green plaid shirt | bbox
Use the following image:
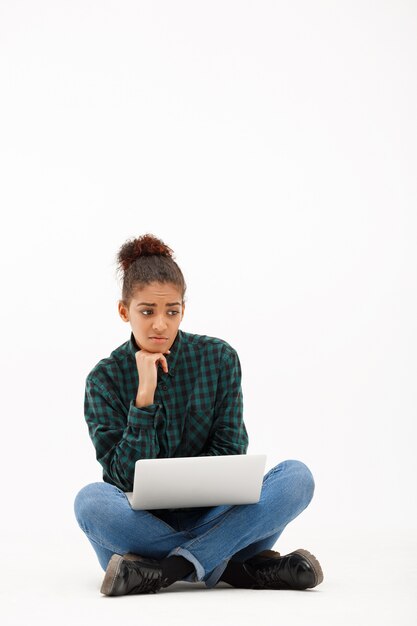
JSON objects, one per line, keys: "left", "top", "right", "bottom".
{"left": 84, "top": 329, "right": 249, "bottom": 492}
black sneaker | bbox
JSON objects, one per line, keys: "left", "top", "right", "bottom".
{"left": 100, "top": 553, "right": 169, "bottom": 596}
{"left": 244, "top": 548, "right": 324, "bottom": 590}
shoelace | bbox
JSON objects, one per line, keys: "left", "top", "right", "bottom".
{"left": 255, "top": 555, "right": 314, "bottom": 590}
{"left": 254, "top": 563, "right": 292, "bottom": 589}
{"left": 253, "top": 556, "right": 301, "bottom": 590}
{"left": 128, "top": 567, "right": 164, "bottom": 594}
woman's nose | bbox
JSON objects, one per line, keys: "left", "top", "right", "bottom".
{"left": 153, "top": 317, "right": 167, "bottom": 331}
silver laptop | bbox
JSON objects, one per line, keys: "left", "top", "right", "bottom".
{"left": 124, "top": 454, "right": 267, "bottom": 510}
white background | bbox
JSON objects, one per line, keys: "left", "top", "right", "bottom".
{"left": 1, "top": 1, "right": 416, "bottom": 624}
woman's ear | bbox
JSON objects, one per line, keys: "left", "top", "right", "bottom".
{"left": 118, "top": 300, "right": 130, "bottom": 323}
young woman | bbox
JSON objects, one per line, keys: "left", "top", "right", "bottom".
{"left": 74, "top": 233, "right": 323, "bottom": 596}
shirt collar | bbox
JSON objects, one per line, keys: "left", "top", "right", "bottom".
{"left": 128, "top": 329, "right": 183, "bottom": 377}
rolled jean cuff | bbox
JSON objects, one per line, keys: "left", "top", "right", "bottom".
{"left": 203, "top": 558, "right": 230, "bottom": 588}
{"left": 166, "top": 546, "right": 205, "bottom": 583}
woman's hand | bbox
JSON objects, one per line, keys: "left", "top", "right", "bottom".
{"left": 135, "top": 347, "right": 171, "bottom": 405}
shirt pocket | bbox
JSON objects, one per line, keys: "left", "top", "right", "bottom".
{"left": 185, "top": 402, "right": 214, "bottom": 449}
{"left": 187, "top": 401, "right": 213, "bottom": 421}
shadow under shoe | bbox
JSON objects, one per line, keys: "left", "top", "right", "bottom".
{"left": 243, "top": 548, "right": 324, "bottom": 590}
{"left": 100, "top": 553, "right": 169, "bottom": 596}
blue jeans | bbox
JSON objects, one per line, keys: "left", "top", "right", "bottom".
{"left": 73, "top": 459, "right": 315, "bottom": 589}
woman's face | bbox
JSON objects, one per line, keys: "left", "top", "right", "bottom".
{"left": 118, "top": 281, "right": 185, "bottom": 353}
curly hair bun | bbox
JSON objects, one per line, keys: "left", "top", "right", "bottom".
{"left": 116, "top": 233, "right": 174, "bottom": 274}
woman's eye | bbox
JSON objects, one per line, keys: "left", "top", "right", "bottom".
{"left": 141, "top": 310, "right": 179, "bottom": 316}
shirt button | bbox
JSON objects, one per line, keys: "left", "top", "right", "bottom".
{"left": 162, "top": 385, "right": 168, "bottom": 390}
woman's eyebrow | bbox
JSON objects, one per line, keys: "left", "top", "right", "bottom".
{"left": 136, "top": 302, "right": 181, "bottom": 306}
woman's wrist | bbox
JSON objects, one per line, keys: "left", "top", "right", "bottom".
{"left": 135, "top": 389, "right": 155, "bottom": 408}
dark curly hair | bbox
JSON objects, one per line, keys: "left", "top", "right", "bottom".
{"left": 115, "top": 233, "right": 187, "bottom": 308}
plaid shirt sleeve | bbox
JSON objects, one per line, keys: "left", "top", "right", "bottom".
{"left": 200, "top": 348, "right": 249, "bottom": 456}
{"left": 84, "top": 376, "right": 160, "bottom": 491}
